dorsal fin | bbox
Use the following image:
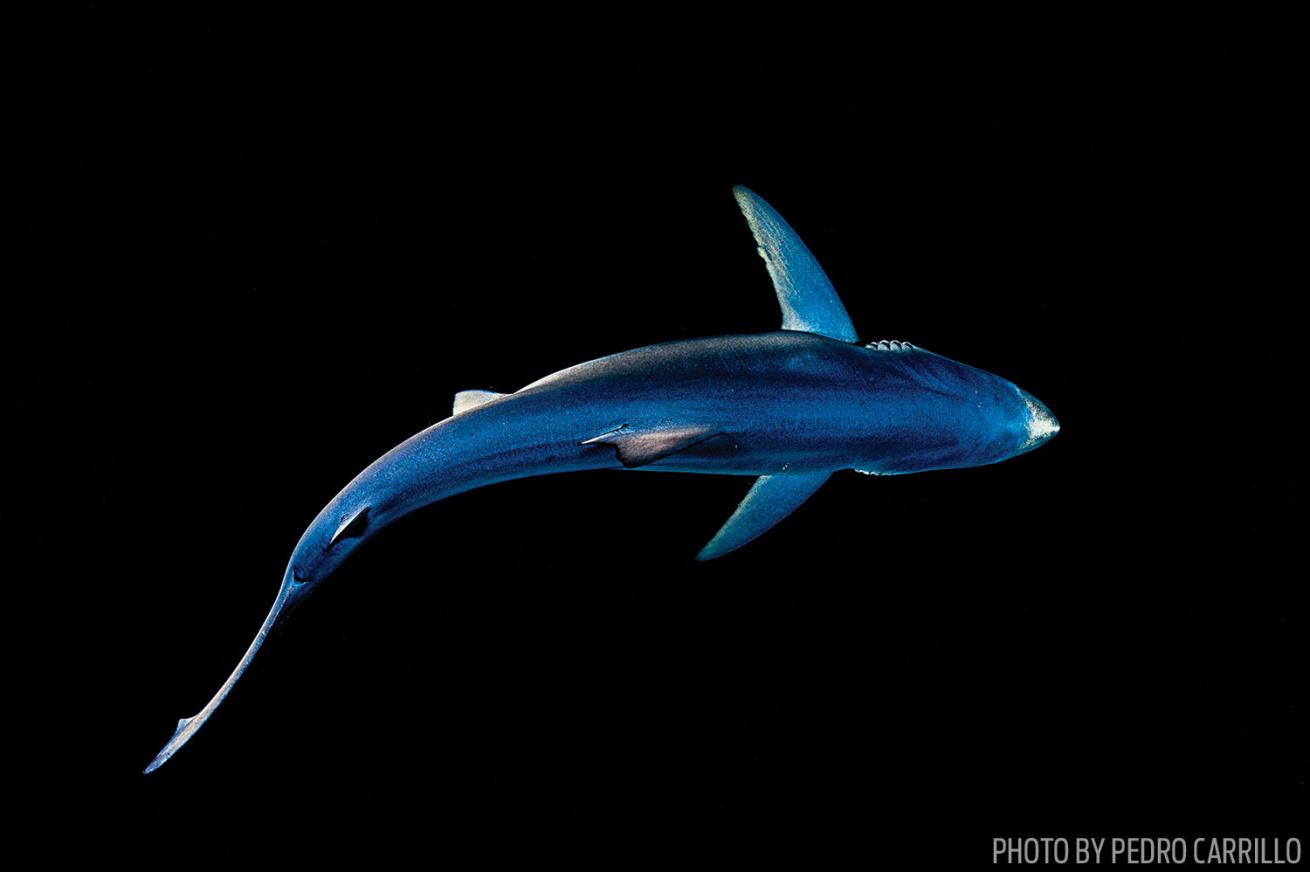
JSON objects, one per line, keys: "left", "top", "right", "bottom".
{"left": 733, "top": 186, "right": 859, "bottom": 343}
{"left": 453, "top": 390, "right": 508, "bottom": 415}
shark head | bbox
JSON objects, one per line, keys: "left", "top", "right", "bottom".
{"left": 852, "top": 343, "right": 1060, "bottom": 474}
{"left": 1013, "top": 387, "right": 1060, "bottom": 455}
{"left": 974, "top": 374, "right": 1060, "bottom": 466}
{"left": 969, "top": 374, "right": 1059, "bottom": 465}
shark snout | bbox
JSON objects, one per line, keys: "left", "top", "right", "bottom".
{"left": 1016, "top": 388, "right": 1059, "bottom": 453}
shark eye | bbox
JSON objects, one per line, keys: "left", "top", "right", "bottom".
{"left": 329, "top": 507, "right": 370, "bottom": 549}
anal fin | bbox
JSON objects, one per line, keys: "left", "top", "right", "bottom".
{"left": 697, "top": 472, "right": 830, "bottom": 561}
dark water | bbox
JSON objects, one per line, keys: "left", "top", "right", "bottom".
{"left": 16, "top": 10, "right": 1304, "bottom": 865}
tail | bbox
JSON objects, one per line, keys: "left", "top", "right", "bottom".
{"left": 143, "top": 569, "right": 298, "bottom": 774}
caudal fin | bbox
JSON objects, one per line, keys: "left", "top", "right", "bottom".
{"left": 143, "top": 570, "right": 297, "bottom": 774}
{"left": 143, "top": 716, "right": 198, "bottom": 774}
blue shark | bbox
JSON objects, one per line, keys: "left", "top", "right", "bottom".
{"left": 144, "top": 185, "right": 1058, "bottom": 773}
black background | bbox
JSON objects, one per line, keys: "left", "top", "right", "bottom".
{"left": 19, "top": 8, "right": 1305, "bottom": 866}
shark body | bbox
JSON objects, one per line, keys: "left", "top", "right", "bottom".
{"left": 144, "top": 186, "right": 1058, "bottom": 773}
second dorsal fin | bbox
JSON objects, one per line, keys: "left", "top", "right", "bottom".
{"left": 453, "top": 390, "right": 509, "bottom": 415}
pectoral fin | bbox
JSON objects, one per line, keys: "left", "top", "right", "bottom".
{"left": 733, "top": 186, "right": 859, "bottom": 343}
{"left": 581, "top": 423, "right": 721, "bottom": 468}
{"left": 697, "top": 472, "right": 830, "bottom": 561}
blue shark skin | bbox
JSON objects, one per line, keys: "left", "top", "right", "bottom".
{"left": 144, "top": 186, "right": 1058, "bottom": 773}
